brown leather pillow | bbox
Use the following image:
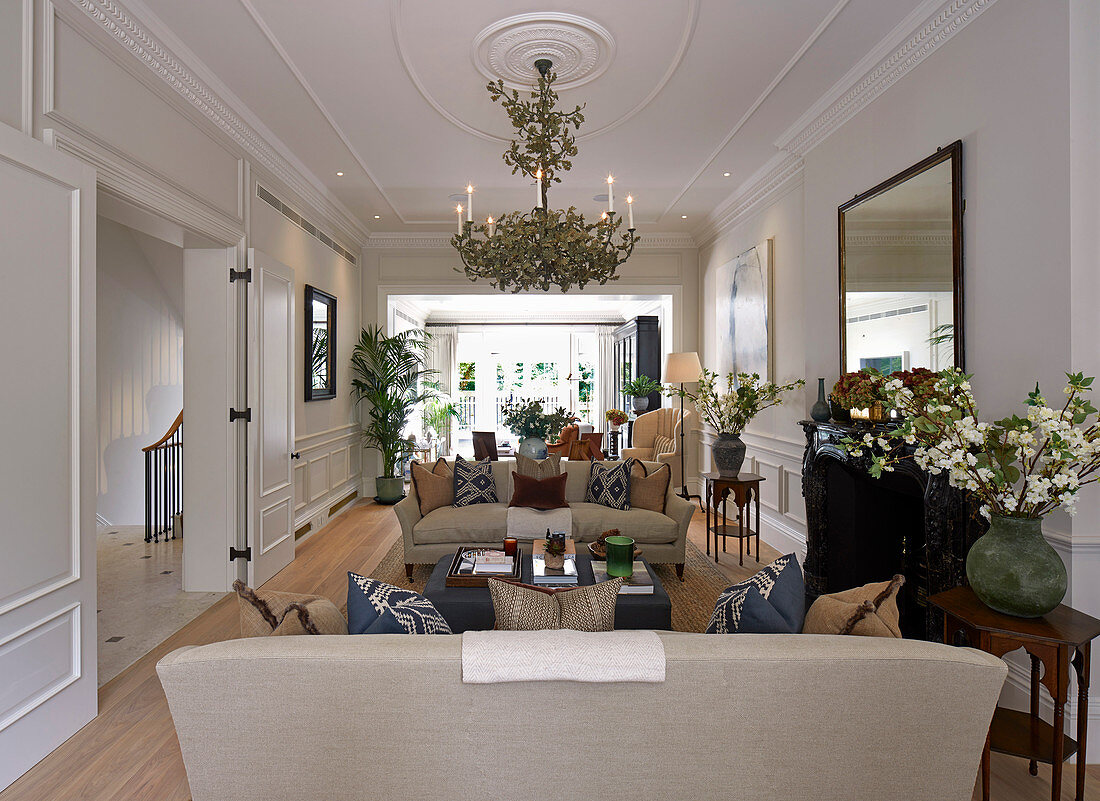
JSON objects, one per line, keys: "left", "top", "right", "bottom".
{"left": 508, "top": 471, "right": 569, "bottom": 510}
{"left": 233, "top": 580, "right": 348, "bottom": 637}
{"left": 802, "top": 575, "right": 906, "bottom": 637}
{"left": 631, "top": 461, "right": 670, "bottom": 514}
{"left": 488, "top": 577, "right": 624, "bottom": 631}
{"left": 410, "top": 458, "right": 453, "bottom": 515}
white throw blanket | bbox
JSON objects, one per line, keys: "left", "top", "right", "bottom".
{"left": 461, "top": 629, "right": 666, "bottom": 684}
{"left": 506, "top": 506, "right": 572, "bottom": 540}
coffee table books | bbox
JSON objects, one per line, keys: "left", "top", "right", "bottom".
{"left": 590, "top": 560, "right": 655, "bottom": 594}
{"left": 445, "top": 548, "right": 522, "bottom": 587}
{"left": 532, "top": 538, "right": 578, "bottom": 586}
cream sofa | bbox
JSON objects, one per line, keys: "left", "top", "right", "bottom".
{"left": 394, "top": 459, "right": 694, "bottom": 579}
{"left": 158, "top": 632, "right": 1007, "bottom": 801}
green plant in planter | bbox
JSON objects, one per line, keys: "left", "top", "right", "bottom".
{"left": 422, "top": 395, "right": 459, "bottom": 446}
{"left": 350, "top": 325, "right": 436, "bottom": 502}
{"left": 622, "top": 374, "right": 662, "bottom": 398}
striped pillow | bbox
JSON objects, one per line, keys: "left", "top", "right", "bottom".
{"left": 653, "top": 434, "right": 676, "bottom": 458}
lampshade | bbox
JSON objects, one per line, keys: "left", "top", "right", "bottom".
{"left": 663, "top": 351, "right": 702, "bottom": 384}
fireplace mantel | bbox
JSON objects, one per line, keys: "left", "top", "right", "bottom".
{"left": 800, "top": 420, "right": 984, "bottom": 640}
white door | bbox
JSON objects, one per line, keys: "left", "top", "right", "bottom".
{"left": 247, "top": 249, "right": 295, "bottom": 586}
{"left": 0, "top": 126, "right": 96, "bottom": 789}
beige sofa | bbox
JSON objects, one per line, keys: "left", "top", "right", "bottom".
{"left": 622, "top": 407, "right": 689, "bottom": 489}
{"left": 395, "top": 458, "right": 694, "bottom": 579}
{"left": 158, "top": 632, "right": 1007, "bottom": 801}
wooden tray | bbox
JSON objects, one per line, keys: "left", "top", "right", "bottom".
{"left": 445, "top": 548, "right": 522, "bottom": 588}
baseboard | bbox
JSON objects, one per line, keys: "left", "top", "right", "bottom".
{"left": 293, "top": 481, "right": 360, "bottom": 544}
{"left": 95, "top": 512, "right": 112, "bottom": 527}
{"left": 755, "top": 508, "right": 808, "bottom": 562}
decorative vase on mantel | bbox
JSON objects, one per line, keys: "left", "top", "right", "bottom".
{"left": 965, "top": 515, "right": 1067, "bottom": 618}
{"left": 712, "top": 434, "right": 747, "bottom": 478}
{"left": 810, "top": 378, "right": 831, "bottom": 423}
{"left": 518, "top": 436, "right": 549, "bottom": 460}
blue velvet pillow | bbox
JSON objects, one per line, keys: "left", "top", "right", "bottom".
{"left": 347, "top": 572, "right": 452, "bottom": 635}
{"left": 453, "top": 455, "right": 499, "bottom": 507}
{"left": 706, "top": 554, "right": 805, "bottom": 634}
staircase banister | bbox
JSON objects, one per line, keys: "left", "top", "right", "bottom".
{"left": 142, "top": 410, "right": 183, "bottom": 452}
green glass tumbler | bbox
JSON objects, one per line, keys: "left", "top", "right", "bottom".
{"left": 604, "top": 536, "right": 635, "bottom": 578}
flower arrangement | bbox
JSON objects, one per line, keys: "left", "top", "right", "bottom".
{"left": 605, "top": 408, "right": 628, "bottom": 426}
{"left": 669, "top": 370, "right": 805, "bottom": 435}
{"left": 845, "top": 369, "right": 1100, "bottom": 519}
{"left": 500, "top": 398, "right": 576, "bottom": 441}
{"left": 829, "top": 369, "right": 885, "bottom": 410}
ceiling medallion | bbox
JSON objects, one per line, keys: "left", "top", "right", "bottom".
{"left": 472, "top": 13, "right": 615, "bottom": 91}
{"left": 451, "top": 59, "right": 637, "bottom": 293}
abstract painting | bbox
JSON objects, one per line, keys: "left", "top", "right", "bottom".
{"left": 715, "top": 238, "right": 772, "bottom": 381}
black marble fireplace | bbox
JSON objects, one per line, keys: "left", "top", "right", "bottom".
{"left": 800, "top": 420, "right": 985, "bottom": 640}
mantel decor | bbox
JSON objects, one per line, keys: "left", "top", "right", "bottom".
{"left": 451, "top": 59, "right": 637, "bottom": 292}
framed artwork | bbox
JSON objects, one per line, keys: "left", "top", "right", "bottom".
{"left": 305, "top": 285, "right": 337, "bottom": 401}
{"left": 715, "top": 238, "right": 773, "bottom": 381}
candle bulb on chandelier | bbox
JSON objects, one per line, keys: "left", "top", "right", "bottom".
{"left": 466, "top": 184, "right": 473, "bottom": 222}
{"left": 607, "top": 174, "right": 614, "bottom": 214}
{"left": 626, "top": 195, "right": 634, "bottom": 229}
{"left": 456, "top": 204, "right": 463, "bottom": 233}
{"left": 535, "top": 168, "right": 543, "bottom": 209}
{"left": 601, "top": 211, "right": 608, "bottom": 221}
{"left": 486, "top": 216, "right": 494, "bottom": 237}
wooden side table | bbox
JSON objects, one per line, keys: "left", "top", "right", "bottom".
{"left": 929, "top": 586, "right": 1100, "bottom": 801}
{"left": 702, "top": 472, "right": 764, "bottom": 566}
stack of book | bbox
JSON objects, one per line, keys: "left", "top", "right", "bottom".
{"left": 532, "top": 539, "right": 578, "bottom": 587}
{"left": 590, "top": 561, "right": 655, "bottom": 595}
{"left": 471, "top": 550, "right": 515, "bottom": 575}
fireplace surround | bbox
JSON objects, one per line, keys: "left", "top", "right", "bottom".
{"left": 800, "top": 420, "right": 985, "bottom": 639}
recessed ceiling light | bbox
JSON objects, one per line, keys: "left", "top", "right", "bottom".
{"left": 373, "top": 215, "right": 381, "bottom": 219}
{"left": 335, "top": 171, "right": 344, "bottom": 176}
{"left": 592, "top": 193, "right": 609, "bottom": 202}
{"left": 722, "top": 172, "right": 730, "bottom": 177}
{"left": 681, "top": 215, "right": 688, "bottom": 219}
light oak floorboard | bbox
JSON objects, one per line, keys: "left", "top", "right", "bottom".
{"left": 1, "top": 502, "right": 1095, "bottom": 801}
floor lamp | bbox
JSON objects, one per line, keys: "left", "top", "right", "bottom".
{"left": 663, "top": 352, "right": 703, "bottom": 509}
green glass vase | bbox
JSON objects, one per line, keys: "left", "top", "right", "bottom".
{"left": 604, "top": 536, "right": 635, "bottom": 578}
{"left": 965, "top": 515, "right": 1067, "bottom": 618}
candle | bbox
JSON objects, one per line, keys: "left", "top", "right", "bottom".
{"left": 600, "top": 211, "right": 608, "bottom": 221}
{"left": 607, "top": 174, "right": 614, "bottom": 214}
{"left": 466, "top": 184, "right": 473, "bottom": 222}
{"left": 456, "top": 204, "right": 463, "bottom": 233}
{"left": 626, "top": 194, "right": 634, "bottom": 229}
{"left": 503, "top": 536, "right": 517, "bottom": 557}
{"left": 487, "top": 216, "right": 494, "bottom": 237}
{"left": 536, "top": 168, "right": 543, "bottom": 208}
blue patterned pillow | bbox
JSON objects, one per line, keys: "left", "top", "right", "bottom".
{"left": 453, "top": 455, "right": 499, "bottom": 507}
{"left": 347, "top": 572, "right": 452, "bottom": 634}
{"left": 585, "top": 458, "right": 633, "bottom": 510}
{"left": 706, "top": 554, "right": 804, "bottom": 634}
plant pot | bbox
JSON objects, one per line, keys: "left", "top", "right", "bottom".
{"left": 632, "top": 396, "right": 649, "bottom": 413}
{"left": 810, "top": 378, "right": 831, "bottom": 423}
{"left": 609, "top": 422, "right": 621, "bottom": 432}
{"left": 712, "top": 434, "right": 746, "bottom": 478}
{"left": 375, "top": 476, "right": 405, "bottom": 504}
{"left": 829, "top": 402, "right": 851, "bottom": 422}
{"left": 544, "top": 551, "right": 565, "bottom": 570}
{"left": 966, "top": 515, "right": 1067, "bottom": 618}
{"left": 518, "top": 436, "right": 548, "bottom": 460}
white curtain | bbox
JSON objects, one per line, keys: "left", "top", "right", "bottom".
{"left": 426, "top": 325, "right": 457, "bottom": 455}
{"left": 596, "top": 325, "right": 618, "bottom": 432}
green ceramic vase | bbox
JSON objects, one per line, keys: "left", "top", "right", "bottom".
{"left": 965, "top": 515, "right": 1067, "bottom": 618}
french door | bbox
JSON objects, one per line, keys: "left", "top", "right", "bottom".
{"left": 0, "top": 125, "right": 97, "bottom": 790}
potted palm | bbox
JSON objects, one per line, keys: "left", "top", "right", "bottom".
{"left": 422, "top": 395, "right": 459, "bottom": 456}
{"left": 623, "top": 374, "right": 662, "bottom": 412}
{"left": 350, "top": 325, "right": 436, "bottom": 504}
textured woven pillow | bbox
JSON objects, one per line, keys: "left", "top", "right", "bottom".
{"left": 347, "top": 572, "right": 452, "bottom": 634}
{"left": 515, "top": 453, "right": 562, "bottom": 479}
{"left": 410, "top": 458, "right": 453, "bottom": 515}
{"left": 631, "top": 461, "right": 670, "bottom": 514}
{"left": 233, "top": 580, "right": 348, "bottom": 636}
{"left": 653, "top": 434, "right": 676, "bottom": 458}
{"left": 803, "top": 575, "right": 905, "bottom": 637}
{"left": 509, "top": 471, "right": 569, "bottom": 510}
{"left": 706, "top": 554, "right": 805, "bottom": 634}
{"left": 488, "top": 577, "right": 624, "bottom": 631}
{"left": 585, "top": 458, "right": 633, "bottom": 510}
{"left": 453, "top": 455, "right": 499, "bottom": 507}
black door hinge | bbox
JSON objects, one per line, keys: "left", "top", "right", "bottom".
{"left": 229, "top": 268, "right": 252, "bottom": 283}
{"left": 229, "top": 407, "right": 252, "bottom": 422}
{"left": 229, "top": 546, "right": 252, "bottom": 562}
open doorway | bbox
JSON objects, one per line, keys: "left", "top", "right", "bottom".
{"left": 93, "top": 199, "right": 229, "bottom": 684}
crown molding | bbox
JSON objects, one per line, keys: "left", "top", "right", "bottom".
{"left": 696, "top": 152, "right": 804, "bottom": 248}
{"left": 364, "top": 231, "right": 696, "bottom": 250}
{"left": 775, "top": 0, "right": 1000, "bottom": 157}
{"left": 71, "top": 0, "right": 369, "bottom": 246}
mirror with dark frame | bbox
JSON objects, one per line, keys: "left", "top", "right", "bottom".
{"left": 839, "top": 140, "right": 963, "bottom": 374}
{"left": 305, "top": 285, "right": 337, "bottom": 401}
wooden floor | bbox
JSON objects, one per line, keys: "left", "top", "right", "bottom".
{"left": 2, "top": 500, "right": 1097, "bottom": 800}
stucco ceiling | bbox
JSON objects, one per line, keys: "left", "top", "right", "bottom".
{"left": 131, "top": 0, "right": 929, "bottom": 237}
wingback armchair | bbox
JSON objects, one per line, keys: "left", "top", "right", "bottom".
{"left": 621, "top": 407, "right": 690, "bottom": 488}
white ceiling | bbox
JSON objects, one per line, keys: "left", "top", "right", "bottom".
{"left": 399, "top": 292, "right": 665, "bottom": 323}
{"left": 131, "top": 0, "right": 930, "bottom": 237}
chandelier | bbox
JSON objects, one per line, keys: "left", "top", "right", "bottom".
{"left": 451, "top": 59, "right": 638, "bottom": 293}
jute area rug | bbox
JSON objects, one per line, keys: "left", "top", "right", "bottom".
{"left": 370, "top": 539, "right": 731, "bottom": 633}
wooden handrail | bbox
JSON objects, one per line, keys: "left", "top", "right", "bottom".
{"left": 143, "top": 410, "right": 183, "bottom": 452}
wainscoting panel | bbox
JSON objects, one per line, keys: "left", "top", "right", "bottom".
{"left": 0, "top": 605, "right": 80, "bottom": 731}
{"left": 292, "top": 424, "right": 362, "bottom": 532}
